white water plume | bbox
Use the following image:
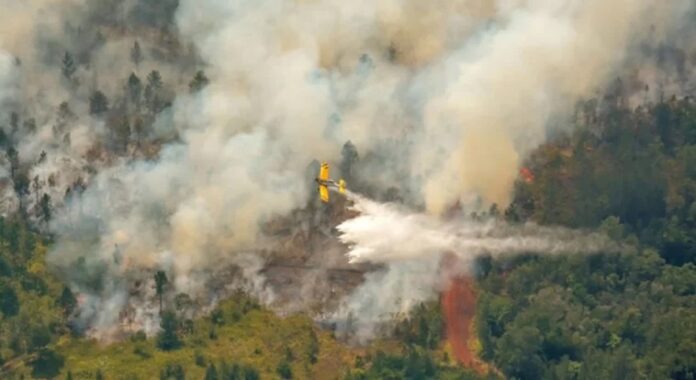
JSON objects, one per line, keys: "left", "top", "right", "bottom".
{"left": 338, "top": 192, "right": 618, "bottom": 266}
{"left": 331, "top": 191, "right": 620, "bottom": 341}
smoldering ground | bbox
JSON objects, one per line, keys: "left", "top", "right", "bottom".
{"left": 0, "top": 0, "right": 693, "bottom": 341}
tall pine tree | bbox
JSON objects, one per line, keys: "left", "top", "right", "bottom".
{"left": 61, "top": 52, "right": 77, "bottom": 80}
{"left": 157, "top": 310, "right": 181, "bottom": 351}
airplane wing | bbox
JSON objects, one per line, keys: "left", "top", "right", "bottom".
{"left": 319, "top": 185, "right": 330, "bottom": 203}
{"left": 319, "top": 162, "right": 329, "bottom": 181}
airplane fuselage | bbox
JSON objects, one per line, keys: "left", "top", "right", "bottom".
{"left": 315, "top": 178, "right": 338, "bottom": 188}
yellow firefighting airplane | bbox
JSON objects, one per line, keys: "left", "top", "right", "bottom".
{"left": 315, "top": 162, "right": 346, "bottom": 203}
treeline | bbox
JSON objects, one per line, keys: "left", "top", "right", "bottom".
{"left": 477, "top": 93, "right": 696, "bottom": 379}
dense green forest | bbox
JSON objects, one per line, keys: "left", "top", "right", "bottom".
{"left": 476, "top": 94, "right": 696, "bottom": 380}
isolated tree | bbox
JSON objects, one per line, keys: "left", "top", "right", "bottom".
{"left": 61, "top": 51, "right": 77, "bottom": 80}
{"left": 157, "top": 310, "right": 181, "bottom": 350}
{"left": 276, "top": 360, "right": 292, "bottom": 379}
{"left": 189, "top": 70, "right": 209, "bottom": 93}
{"left": 95, "top": 369, "right": 104, "bottom": 380}
{"left": 145, "top": 70, "right": 164, "bottom": 114}
{"left": 133, "top": 117, "right": 146, "bottom": 143}
{"left": 128, "top": 73, "right": 143, "bottom": 109}
{"left": 89, "top": 91, "right": 109, "bottom": 116}
{"left": 143, "top": 85, "right": 154, "bottom": 113}
{"left": 210, "top": 307, "right": 224, "bottom": 325}
{"left": 40, "top": 193, "right": 52, "bottom": 224}
{"left": 154, "top": 270, "right": 168, "bottom": 312}
{"left": 488, "top": 203, "right": 500, "bottom": 218}
{"left": 112, "top": 117, "right": 131, "bottom": 152}
{"left": 131, "top": 41, "right": 143, "bottom": 67}
{"left": 340, "top": 141, "right": 359, "bottom": 182}
{"left": 58, "top": 285, "right": 77, "bottom": 316}
{"left": 205, "top": 363, "right": 219, "bottom": 380}
{"left": 13, "top": 170, "right": 30, "bottom": 201}
{"left": 307, "top": 329, "right": 319, "bottom": 364}
{"left": 6, "top": 147, "right": 18, "bottom": 178}
{"left": 147, "top": 70, "right": 163, "bottom": 89}
{"left": 56, "top": 102, "right": 76, "bottom": 135}
{"left": 160, "top": 363, "right": 185, "bottom": 380}
{"left": 32, "top": 175, "right": 41, "bottom": 204}
{"left": 9, "top": 111, "right": 18, "bottom": 132}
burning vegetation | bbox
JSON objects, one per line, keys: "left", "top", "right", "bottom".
{"left": 0, "top": 0, "right": 695, "bottom": 379}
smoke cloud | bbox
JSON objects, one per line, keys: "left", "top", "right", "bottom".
{"left": 0, "top": 0, "right": 692, "bottom": 338}
{"left": 0, "top": 52, "right": 17, "bottom": 107}
{"left": 413, "top": 1, "right": 693, "bottom": 213}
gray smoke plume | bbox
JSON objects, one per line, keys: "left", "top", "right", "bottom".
{"left": 0, "top": 0, "right": 693, "bottom": 339}
{"left": 0, "top": 52, "right": 17, "bottom": 107}
{"left": 0, "top": 0, "right": 198, "bottom": 226}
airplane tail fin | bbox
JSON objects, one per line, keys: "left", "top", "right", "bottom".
{"left": 319, "top": 162, "right": 330, "bottom": 181}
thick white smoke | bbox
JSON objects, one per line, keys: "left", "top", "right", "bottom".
{"left": 413, "top": 1, "right": 694, "bottom": 212}
{"left": 0, "top": 51, "right": 18, "bottom": 107}
{"left": 0, "top": 0, "right": 687, "bottom": 338}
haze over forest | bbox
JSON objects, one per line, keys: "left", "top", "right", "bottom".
{"left": 0, "top": 1, "right": 694, "bottom": 379}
